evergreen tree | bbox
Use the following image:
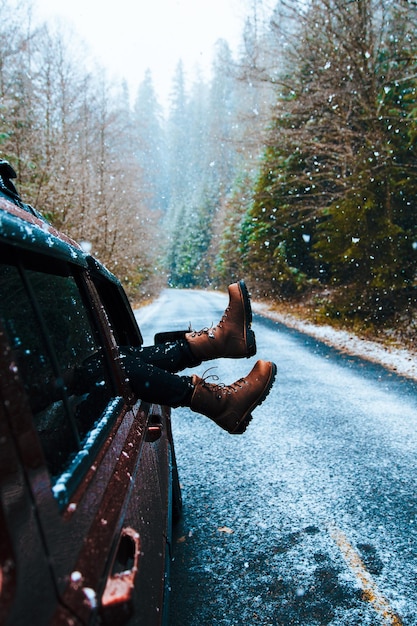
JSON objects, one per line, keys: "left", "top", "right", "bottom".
{"left": 164, "top": 45, "right": 241, "bottom": 287}
{"left": 213, "top": 5, "right": 280, "bottom": 292}
{"left": 166, "top": 60, "right": 190, "bottom": 208}
{"left": 313, "top": 0, "right": 417, "bottom": 320}
{"left": 215, "top": 171, "right": 258, "bottom": 287}
{"left": 245, "top": 0, "right": 417, "bottom": 320}
{"left": 206, "top": 39, "right": 237, "bottom": 202}
{"left": 133, "top": 69, "right": 168, "bottom": 212}
{"left": 187, "top": 70, "right": 210, "bottom": 204}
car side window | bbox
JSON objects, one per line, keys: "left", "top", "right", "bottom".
{"left": 0, "top": 260, "right": 116, "bottom": 501}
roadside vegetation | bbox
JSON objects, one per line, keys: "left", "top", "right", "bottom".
{"left": 1, "top": 0, "right": 417, "bottom": 344}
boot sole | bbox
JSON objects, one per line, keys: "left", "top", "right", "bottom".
{"left": 238, "top": 279, "right": 257, "bottom": 358}
{"left": 230, "top": 362, "right": 277, "bottom": 434}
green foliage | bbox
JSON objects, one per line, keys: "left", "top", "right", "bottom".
{"left": 167, "top": 200, "right": 215, "bottom": 288}
{"left": 3, "top": 0, "right": 417, "bottom": 328}
{"left": 163, "top": 38, "right": 263, "bottom": 289}
{"left": 215, "top": 173, "right": 256, "bottom": 286}
{"left": 238, "top": 0, "right": 417, "bottom": 324}
{"left": 241, "top": 136, "right": 320, "bottom": 298}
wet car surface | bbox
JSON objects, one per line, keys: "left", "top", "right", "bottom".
{"left": 0, "top": 168, "right": 181, "bottom": 626}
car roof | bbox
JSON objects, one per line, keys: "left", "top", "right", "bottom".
{"left": 0, "top": 189, "right": 121, "bottom": 294}
{"left": 0, "top": 189, "right": 88, "bottom": 267}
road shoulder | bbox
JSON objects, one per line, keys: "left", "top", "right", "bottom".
{"left": 252, "top": 301, "right": 417, "bottom": 382}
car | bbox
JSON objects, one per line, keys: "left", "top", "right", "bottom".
{"left": 0, "top": 161, "right": 182, "bottom": 625}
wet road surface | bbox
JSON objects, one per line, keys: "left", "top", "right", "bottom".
{"left": 136, "top": 288, "right": 417, "bottom": 625}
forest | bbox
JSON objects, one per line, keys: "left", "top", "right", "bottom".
{"left": 1, "top": 0, "right": 417, "bottom": 338}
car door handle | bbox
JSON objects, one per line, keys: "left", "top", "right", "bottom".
{"left": 145, "top": 412, "right": 163, "bottom": 442}
{"left": 101, "top": 527, "right": 140, "bottom": 624}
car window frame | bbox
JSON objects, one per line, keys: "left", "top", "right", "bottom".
{"left": 0, "top": 246, "right": 128, "bottom": 508}
{"left": 86, "top": 255, "right": 143, "bottom": 348}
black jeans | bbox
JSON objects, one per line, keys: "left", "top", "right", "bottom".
{"left": 119, "top": 340, "right": 200, "bottom": 407}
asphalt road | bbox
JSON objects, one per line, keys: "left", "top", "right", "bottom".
{"left": 135, "top": 287, "right": 417, "bottom": 626}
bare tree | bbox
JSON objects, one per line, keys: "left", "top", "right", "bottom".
{"left": 0, "top": 1, "right": 160, "bottom": 299}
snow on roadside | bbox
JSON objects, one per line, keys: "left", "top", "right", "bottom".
{"left": 252, "top": 301, "right": 417, "bottom": 382}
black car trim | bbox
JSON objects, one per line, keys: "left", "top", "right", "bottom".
{"left": 52, "top": 395, "right": 124, "bottom": 508}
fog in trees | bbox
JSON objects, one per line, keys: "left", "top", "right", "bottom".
{"left": 2, "top": 0, "right": 417, "bottom": 334}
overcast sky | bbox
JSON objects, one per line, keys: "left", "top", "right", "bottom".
{"left": 32, "top": 0, "right": 254, "bottom": 105}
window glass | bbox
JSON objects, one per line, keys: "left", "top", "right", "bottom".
{"left": 0, "top": 261, "right": 115, "bottom": 485}
{"left": 25, "top": 269, "right": 113, "bottom": 441}
{"left": 92, "top": 274, "right": 142, "bottom": 347}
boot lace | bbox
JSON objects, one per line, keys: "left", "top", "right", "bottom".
{"left": 187, "top": 322, "right": 217, "bottom": 338}
{"left": 187, "top": 305, "right": 230, "bottom": 338}
{"left": 200, "top": 367, "right": 247, "bottom": 395}
{"left": 217, "top": 306, "right": 230, "bottom": 329}
{"left": 199, "top": 367, "right": 219, "bottom": 385}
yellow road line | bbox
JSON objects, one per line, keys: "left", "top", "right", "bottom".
{"left": 329, "top": 525, "right": 403, "bottom": 626}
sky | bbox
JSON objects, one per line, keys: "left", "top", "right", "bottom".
{"left": 32, "top": 0, "right": 252, "bottom": 106}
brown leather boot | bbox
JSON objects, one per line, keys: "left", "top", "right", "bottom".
{"left": 190, "top": 360, "right": 277, "bottom": 434}
{"left": 185, "top": 280, "right": 256, "bottom": 362}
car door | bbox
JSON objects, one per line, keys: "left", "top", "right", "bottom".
{"left": 0, "top": 346, "right": 61, "bottom": 626}
{"left": 86, "top": 259, "right": 175, "bottom": 624}
{"left": 0, "top": 248, "right": 170, "bottom": 625}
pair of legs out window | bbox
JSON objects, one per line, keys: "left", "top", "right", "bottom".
{"left": 120, "top": 281, "right": 277, "bottom": 435}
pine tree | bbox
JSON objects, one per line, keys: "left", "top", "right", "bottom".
{"left": 133, "top": 69, "right": 168, "bottom": 213}
{"left": 245, "top": 0, "right": 417, "bottom": 320}
{"left": 313, "top": 0, "right": 417, "bottom": 320}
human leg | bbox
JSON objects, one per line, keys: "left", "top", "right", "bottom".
{"left": 120, "top": 352, "right": 195, "bottom": 406}
{"left": 136, "top": 280, "right": 257, "bottom": 373}
{"left": 123, "top": 339, "right": 199, "bottom": 374}
{"left": 121, "top": 351, "right": 277, "bottom": 434}
{"left": 121, "top": 280, "right": 277, "bottom": 433}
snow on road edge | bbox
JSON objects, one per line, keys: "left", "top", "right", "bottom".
{"left": 252, "top": 301, "right": 417, "bottom": 382}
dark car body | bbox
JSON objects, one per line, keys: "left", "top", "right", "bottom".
{"left": 0, "top": 178, "right": 181, "bottom": 625}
